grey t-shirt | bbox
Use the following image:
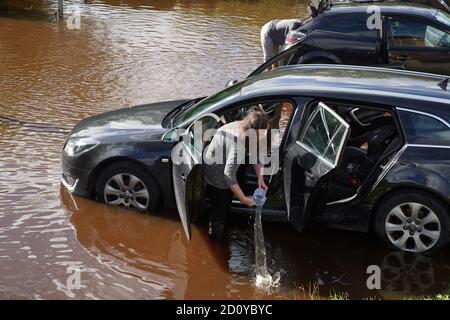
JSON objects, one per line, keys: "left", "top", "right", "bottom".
{"left": 203, "top": 122, "right": 243, "bottom": 189}
{"left": 268, "top": 19, "right": 303, "bottom": 46}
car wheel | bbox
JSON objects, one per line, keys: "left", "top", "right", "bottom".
{"left": 95, "top": 161, "right": 160, "bottom": 212}
{"left": 374, "top": 190, "right": 449, "bottom": 254}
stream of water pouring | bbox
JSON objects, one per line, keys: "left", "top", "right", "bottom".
{"left": 252, "top": 188, "right": 280, "bottom": 291}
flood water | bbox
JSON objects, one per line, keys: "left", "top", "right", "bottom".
{"left": 1, "top": 0, "right": 450, "bottom": 300}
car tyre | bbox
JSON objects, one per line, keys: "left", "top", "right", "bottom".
{"left": 95, "top": 161, "right": 160, "bottom": 212}
{"left": 374, "top": 190, "right": 449, "bottom": 255}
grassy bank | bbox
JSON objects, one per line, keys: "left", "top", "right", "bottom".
{"left": 294, "top": 282, "right": 450, "bottom": 300}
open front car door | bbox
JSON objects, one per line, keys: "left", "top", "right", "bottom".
{"left": 284, "top": 102, "right": 350, "bottom": 232}
{"left": 171, "top": 113, "right": 221, "bottom": 241}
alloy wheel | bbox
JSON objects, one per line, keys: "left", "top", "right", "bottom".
{"left": 104, "top": 173, "right": 149, "bottom": 210}
{"left": 385, "top": 202, "right": 441, "bottom": 253}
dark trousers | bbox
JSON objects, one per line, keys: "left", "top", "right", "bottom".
{"left": 206, "top": 184, "right": 233, "bottom": 225}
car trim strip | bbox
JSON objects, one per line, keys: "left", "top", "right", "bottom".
{"left": 326, "top": 193, "right": 358, "bottom": 206}
{"left": 407, "top": 144, "right": 450, "bottom": 149}
{"left": 370, "top": 144, "right": 408, "bottom": 193}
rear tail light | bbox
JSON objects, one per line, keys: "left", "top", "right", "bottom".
{"left": 285, "top": 30, "right": 307, "bottom": 45}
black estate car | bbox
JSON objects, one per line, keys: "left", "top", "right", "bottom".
{"left": 261, "top": 0, "right": 450, "bottom": 75}
{"left": 61, "top": 65, "right": 450, "bottom": 254}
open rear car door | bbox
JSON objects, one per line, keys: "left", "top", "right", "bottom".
{"left": 171, "top": 113, "right": 221, "bottom": 240}
{"left": 283, "top": 102, "right": 350, "bottom": 232}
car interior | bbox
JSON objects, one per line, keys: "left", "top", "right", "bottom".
{"left": 308, "top": 102, "right": 402, "bottom": 203}
{"left": 196, "top": 99, "right": 402, "bottom": 212}
{"left": 218, "top": 101, "right": 296, "bottom": 201}
{"left": 186, "top": 100, "right": 296, "bottom": 216}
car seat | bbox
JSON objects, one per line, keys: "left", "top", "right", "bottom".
{"left": 329, "top": 116, "right": 397, "bottom": 198}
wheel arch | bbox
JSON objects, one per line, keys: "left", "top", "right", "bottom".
{"left": 298, "top": 51, "right": 341, "bottom": 64}
{"left": 369, "top": 185, "right": 450, "bottom": 231}
{"left": 88, "top": 156, "right": 162, "bottom": 202}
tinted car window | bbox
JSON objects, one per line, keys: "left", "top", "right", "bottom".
{"left": 399, "top": 110, "right": 450, "bottom": 145}
{"left": 317, "top": 13, "right": 378, "bottom": 38}
{"left": 388, "top": 17, "right": 450, "bottom": 48}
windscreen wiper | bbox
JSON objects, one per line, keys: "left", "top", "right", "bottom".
{"left": 169, "top": 100, "right": 197, "bottom": 127}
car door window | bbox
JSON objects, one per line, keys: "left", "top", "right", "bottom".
{"left": 318, "top": 12, "right": 378, "bottom": 38}
{"left": 388, "top": 17, "right": 450, "bottom": 48}
{"left": 298, "top": 102, "right": 350, "bottom": 167}
{"left": 185, "top": 114, "right": 221, "bottom": 160}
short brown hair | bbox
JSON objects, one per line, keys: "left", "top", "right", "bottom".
{"left": 241, "top": 107, "right": 270, "bottom": 131}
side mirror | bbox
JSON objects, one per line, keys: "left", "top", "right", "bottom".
{"left": 161, "top": 128, "right": 180, "bottom": 143}
{"left": 162, "top": 127, "right": 189, "bottom": 143}
{"left": 225, "top": 79, "right": 238, "bottom": 88}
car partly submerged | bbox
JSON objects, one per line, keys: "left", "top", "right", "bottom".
{"left": 62, "top": 65, "right": 450, "bottom": 254}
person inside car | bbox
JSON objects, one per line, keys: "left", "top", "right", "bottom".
{"left": 203, "top": 108, "right": 270, "bottom": 241}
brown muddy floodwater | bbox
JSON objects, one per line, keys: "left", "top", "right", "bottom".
{"left": 1, "top": 0, "right": 450, "bottom": 300}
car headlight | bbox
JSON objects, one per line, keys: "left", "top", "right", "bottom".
{"left": 64, "top": 137, "right": 99, "bottom": 156}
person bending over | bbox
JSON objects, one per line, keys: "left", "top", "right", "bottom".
{"left": 203, "top": 108, "right": 270, "bottom": 241}
{"left": 260, "top": 19, "right": 303, "bottom": 62}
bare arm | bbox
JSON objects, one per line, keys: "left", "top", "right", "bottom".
{"left": 254, "top": 164, "right": 263, "bottom": 177}
{"left": 254, "top": 164, "right": 268, "bottom": 192}
{"left": 224, "top": 142, "right": 255, "bottom": 207}
{"left": 229, "top": 184, "right": 255, "bottom": 207}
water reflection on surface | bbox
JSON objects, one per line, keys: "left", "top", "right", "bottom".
{"left": 1, "top": 0, "right": 450, "bottom": 299}
{"left": 59, "top": 188, "right": 450, "bottom": 299}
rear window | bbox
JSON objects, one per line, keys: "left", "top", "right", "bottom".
{"left": 399, "top": 110, "right": 450, "bottom": 145}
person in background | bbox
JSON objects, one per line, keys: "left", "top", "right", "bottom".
{"left": 203, "top": 108, "right": 270, "bottom": 241}
{"left": 260, "top": 19, "right": 303, "bottom": 62}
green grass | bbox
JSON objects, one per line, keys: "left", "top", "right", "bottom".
{"left": 294, "top": 282, "right": 351, "bottom": 300}
{"left": 412, "top": 286, "right": 450, "bottom": 300}
{"left": 420, "top": 294, "right": 450, "bottom": 300}
{"left": 295, "top": 283, "right": 450, "bottom": 300}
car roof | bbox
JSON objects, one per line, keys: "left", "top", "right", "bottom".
{"left": 240, "top": 65, "right": 450, "bottom": 118}
{"left": 326, "top": 2, "right": 443, "bottom": 21}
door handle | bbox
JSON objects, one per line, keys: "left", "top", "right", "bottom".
{"left": 304, "top": 171, "right": 315, "bottom": 180}
{"left": 394, "top": 55, "right": 409, "bottom": 61}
